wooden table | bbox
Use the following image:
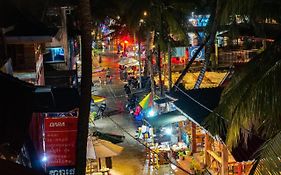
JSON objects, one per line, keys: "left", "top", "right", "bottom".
{"left": 98, "top": 168, "right": 110, "bottom": 175}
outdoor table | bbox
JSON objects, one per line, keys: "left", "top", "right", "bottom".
{"left": 98, "top": 167, "right": 110, "bottom": 175}
{"left": 171, "top": 142, "right": 187, "bottom": 152}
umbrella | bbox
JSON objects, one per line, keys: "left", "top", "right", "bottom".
{"left": 87, "top": 137, "right": 124, "bottom": 159}
{"left": 138, "top": 92, "right": 154, "bottom": 110}
{"left": 93, "top": 130, "right": 125, "bottom": 144}
{"left": 118, "top": 57, "right": 139, "bottom": 66}
{"left": 92, "top": 95, "right": 106, "bottom": 103}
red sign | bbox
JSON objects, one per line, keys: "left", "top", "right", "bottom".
{"left": 44, "top": 117, "right": 78, "bottom": 167}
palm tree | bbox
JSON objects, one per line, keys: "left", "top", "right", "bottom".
{"left": 123, "top": 0, "right": 193, "bottom": 96}
{"left": 194, "top": 0, "right": 227, "bottom": 89}
{"left": 75, "top": 0, "right": 93, "bottom": 174}
{"left": 204, "top": 1, "right": 281, "bottom": 174}
{"left": 206, "top": 37, "right": 281, "bottom": 175}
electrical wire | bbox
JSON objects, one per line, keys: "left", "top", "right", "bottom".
{"left": 158, "top": 67, "right": 265, "bottom": 140}
{"left": 104, "top": 113, "right": 192, "bottom": 175}
{"left": 93, "top": 81, "right": 189, "bottom": 173}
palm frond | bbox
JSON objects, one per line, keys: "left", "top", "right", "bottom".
{"left": 207, "top": 38, "right": 281, "bottom": 148}
{"left": 251, "top": 131, "right": 281, "bottom": 175}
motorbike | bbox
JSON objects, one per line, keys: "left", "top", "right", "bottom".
{"left": 128, "top": 77, "right": 139, "bottom": 89}
{"left": 125, "top": 95, "right": 138, "bottom": 115}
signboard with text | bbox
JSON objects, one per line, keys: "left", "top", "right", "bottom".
{"left": 44, "top": 117, "right": 78, "bottom": 169}
{"left": 188, "top": 46, "right": 205, "bottom": 61}
{"left": 46, "top": 166, "right": 75, "bottom": 175}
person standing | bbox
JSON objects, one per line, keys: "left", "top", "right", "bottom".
{"left": 123, "top": 67, "right": 128, "bottom": 82}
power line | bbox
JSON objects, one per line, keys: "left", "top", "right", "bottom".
{"left": 92, "top": 82, "right": 191, "bottom": 174}
{"left": 158, "top": 69, "right": 265, "bottom": 140}
{"left": 105, "top": 114, "right": 192, "bottom": 175}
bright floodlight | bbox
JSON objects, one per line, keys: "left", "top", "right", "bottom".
{"left": 165, "top": 128, "right": 172, "bottom": 135}
{"left": 148, "top": 109, "right": 156, "bottom": 117}
{"left": 41, "top": 154, "right": 47, "bottom": 162}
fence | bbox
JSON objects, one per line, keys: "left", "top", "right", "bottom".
{"left": 218, "top": 49, "right": 258, "bottom": 66}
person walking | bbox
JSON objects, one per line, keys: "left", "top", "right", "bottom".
{"left": 98, "top": 54, "right": 102, "bottom": 64}
{"left": 98, "top": 102, "right": 107, "bottom": 117}
{"left": 98, "top": 76, "right": 103, "bottom": 86}
{"left": 105, "top": 68, "right": 111, "bottom": 84}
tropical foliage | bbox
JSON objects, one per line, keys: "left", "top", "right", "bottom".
{"left": 196, "top": 0, "right": 281, "bottom": 174}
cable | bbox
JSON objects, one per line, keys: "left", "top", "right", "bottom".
{"left": 104, "top": 113, "right": 192, "bottom": 175}
{"left": 158, "top": 68, "right": 265, "bottom": 140}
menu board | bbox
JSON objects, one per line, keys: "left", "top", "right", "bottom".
{"left": 44, "top": 117, "right": 78, "bottom": 167}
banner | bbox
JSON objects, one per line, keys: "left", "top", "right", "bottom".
{"left": 44, "top": 117, "right": 78, "bottom": 168}
{"left": 188, "top": 46, "right": 205, "bottom": 61}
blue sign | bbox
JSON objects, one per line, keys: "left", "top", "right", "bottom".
{"left": 188, "top": 46, "right": 205, "bottom": 61}
{"left": 189, "top": 15, "right": 210, "bottom": 27}
{"left": 46, "top": 166, "right": 75, "bottom": 175}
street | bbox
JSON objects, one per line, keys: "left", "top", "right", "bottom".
{"left": 91, "top": 52, "right": 175, "bottom": 175}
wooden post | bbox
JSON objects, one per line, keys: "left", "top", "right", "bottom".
{"left": 178, "top": 121, "right": 184, "bottom": 142}
{"left": 221, "top": 144, "right": 228, "bottom": 175}
{"left": 98, "top": 158, "right": 102, "bottom": 170}
{"left": 191, "top": 123, "right": 197, "bottom": 153}
{"left": 204, "top": 134, "right": 211, "bottom": 166}
{"left": 237, "top": 162, "right": 242, "bottom": 175}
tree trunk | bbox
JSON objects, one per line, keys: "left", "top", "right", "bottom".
{"left": 138, "top": 37, "right": 142, "bottom": 89}
{"left": 0, "top": 29, "right": 7, "bottom": 67}
{"left": 148, "top": 52, "right": 155, "bottom": 98}
{"left": 168, "top": 43, "right": 172, "bottom": 91}
{"left": 194, "top": 0, "right": 224, "bottom": 89}
{"left": 146, "top": 31, "right": 155, "bottom": 98}
{"left": 76, "top": 0, "right": 92, "bottom": 175}
{"left": 173, "top": 36, "right": 210, "bottom": 90}
{"left": 157, "top": 44, "right": 163, "bottom": 96}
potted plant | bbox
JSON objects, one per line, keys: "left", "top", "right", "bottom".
{"left": 177, "top": 151, "right": 186, "bottom": 160}
{"left": 189, "top": 163, "right": 195, "bottom": 174}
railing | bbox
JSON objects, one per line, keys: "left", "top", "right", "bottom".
{"left": 218, "top": 49, "right": 258, "bottom": 65}
{"left": 228, "top": 161, "right": 253, "bottom": 175}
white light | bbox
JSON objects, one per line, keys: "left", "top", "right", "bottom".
{"left": 165, "top": 128, "right": 172, "bottom": 135}
{"left": 148, "top": 109, "right": 156, "bottom": 117}
{"left": 41, "top": 155, "right": 47, "bottom": 162}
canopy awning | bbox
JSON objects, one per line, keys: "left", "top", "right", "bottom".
{"left": 118, "top": 57, "right": 139, "bottom": 66}
{"left": 92, "top": 95, "right": 106, "bottom": 103}
{"left": 87, "top": 137, "right": 124, "bottom": 159}
{"left": 144, "top": 110, "right": 186, "bottom": 128}
{"left": 154, "top": 97, "right": 174, "bottom": 105}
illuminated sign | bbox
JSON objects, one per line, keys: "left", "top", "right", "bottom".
{"left": 188, "top": 15, "right": 210, "bottom": 27}
{"left": 188, "top": 46, "right": 205, "bottom": 60}
{"left": 44, "top": 117, "right": 78, "bottom": 169}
